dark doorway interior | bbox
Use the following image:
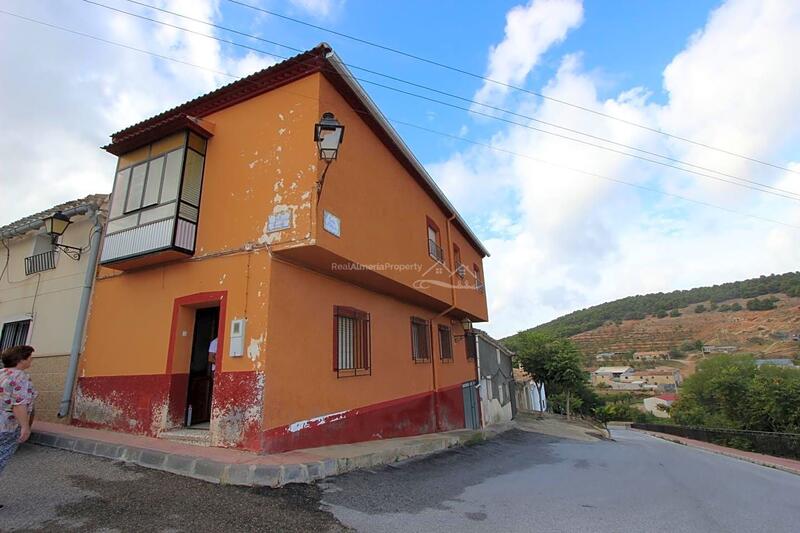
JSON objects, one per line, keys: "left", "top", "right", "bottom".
{"left": 186, "top": 307, "right": 219, "bottom": 426}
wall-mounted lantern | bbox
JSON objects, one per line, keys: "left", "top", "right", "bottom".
{"left": 42, "top": 211, "right": 83, "bottom": 260}
{"left": 454, "top": 317, "right": 474, "bottom": 343}
{"left": 314, "top": 112, "right": 345, "bottom": 161}
{"left": 314, "top": 112, "right": 344, "bottom": 196}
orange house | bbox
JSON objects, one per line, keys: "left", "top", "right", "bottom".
{"left": 72, "top": 44, "right": 490, "bottom": 453}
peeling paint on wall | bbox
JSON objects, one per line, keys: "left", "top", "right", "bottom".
{"left": 247, "top": 333, "right": 265, "bottom": 362}
{"left": 287, "top": 410, "right": 349, "bottom": 433}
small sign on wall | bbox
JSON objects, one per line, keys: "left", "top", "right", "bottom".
{"left": 230, "top": 319, "right": 245, "bottom": 357}
{"left": 267, "top": 211, "right": 291, "bottom": 232}
{"left": 323, "top": 210, "right": 341, "bottom": 237}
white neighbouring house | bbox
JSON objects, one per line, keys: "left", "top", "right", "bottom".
{"left": 591, "top": 366, "right": 634, "bottom": 386}
{"left": 643, "top": 394, "right": 677, "bottom": 418}
{"left": 0, "top": 195, "right": 107, "bottom": 421}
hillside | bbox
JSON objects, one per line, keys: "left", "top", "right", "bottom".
{"left": 570, "top": 294, "right": 800, "bottom": 359}
{"left": 509, "top": 272, "right": 800, "bottom": 340}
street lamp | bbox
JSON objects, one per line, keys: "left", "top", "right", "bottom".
{"left": 42, "top": 211, "right": 82, "bottom": 260}
{"left": 454, "top": 317, "right": 474, "bottom": 343}
{"left": 314, "top": 112, "right": 344, "bottom": 161}
{"left": 314, "top": 112, "right": 344, "bottom": 195}
{"left": 43, "top": 211, "right": 71, "bottom": 238}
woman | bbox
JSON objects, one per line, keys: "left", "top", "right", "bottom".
{"left": 0, "top": 345, "right": 37, "bottom": 478}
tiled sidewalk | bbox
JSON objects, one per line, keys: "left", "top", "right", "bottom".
{"left": 29, "top": 421, "right": 510, "bottom": 487}
{"left": 638, "top": 429, "right": 800, "bottom": 476}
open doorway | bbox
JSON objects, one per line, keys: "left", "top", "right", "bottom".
{"left": 186, "top": 306, "right": 219, "bottom": 426}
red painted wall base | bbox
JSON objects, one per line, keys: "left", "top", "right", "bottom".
{"left": 72, "top": 373, "right": 468, "bottom": 454}
{"left": 261, "top": 384, "right": 466, "bottom": 454}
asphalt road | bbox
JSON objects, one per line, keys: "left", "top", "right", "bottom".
{"left": 322, "top": 428, "right": 800, "bottom": 532}
{"left": 2, "top": 428, "right": 799, "bottom": 532}
{"left": 0, "top": 445, "right": 345, "bottom": 532}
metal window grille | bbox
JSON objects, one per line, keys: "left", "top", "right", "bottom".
{"left": 465, "top": 331, "right": 477, "bottom": 360}
{"left": 411, "top": 317, "right": 431, "bottom": 362}
{"left": 333, "top": 306, "right": 371, "bottom": 377}
{"left": 456, "top": 263, "right": 466, "bottom": 279}
{"left": 439, "top": 325, "right": 453, "bottom": 362}
{"left": 0, "top": 320, "right": 31, "bottom": 351}
{"left": 428, "top": 239, "right": 444, "bottom": 262}
{"left": 24, "top": 250, "right": 56, "bottom": 276}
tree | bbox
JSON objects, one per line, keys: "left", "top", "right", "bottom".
{"left": 656, "top": 310, "right": 668, "bottom": 318}
{"left": 669, "top": 310, "right": 682, "bottom": 317}
{"left": 746, "top": 297, "right": 778, "bottom": 311}
{"left": 545, "top": 344, "right": 587, "bottom": 420}
{"left": 506, "top": 331, "right": 555, "bottom": 413}
{"left": 509, "top": 333, "right": 589, "bottom": 418}
{"left": 694, "top": 304, "right": 707, "bottom": 313}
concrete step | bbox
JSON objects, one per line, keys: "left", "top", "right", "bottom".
{"left": 159, "top": 428, "right": 212, "bottom": 447}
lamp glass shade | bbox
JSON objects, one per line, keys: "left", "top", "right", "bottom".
{"left": 461, "top": 317, "right": 473, "bottom": 332}
{"left": 314, "top": 112, "right": 344, "bottom": 161}
{"left": 44, "top": 211, "right": 71, "bottom": 237}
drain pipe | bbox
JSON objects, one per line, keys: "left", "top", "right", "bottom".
{"left": 58, "top": 209, "right": 103, "bottom": 418}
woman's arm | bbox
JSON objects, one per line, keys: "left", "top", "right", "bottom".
{"left": 12, "top": 404, "right": 31, "bottom": 443}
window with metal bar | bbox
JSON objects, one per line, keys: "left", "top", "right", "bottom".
{"left": 411, "top": 317, "right": 431, "bottom": 362}
{"left": 333, "top": 306, "right": 371, "bottom": 377}
{"left": 0, "top": 319, "right": 31, "bottom": 351}
{"left": 438, "top": 325, "right": 453, "bottom": 362}
{"left": 427, "top": 219, "right": 443, "bottom": 263}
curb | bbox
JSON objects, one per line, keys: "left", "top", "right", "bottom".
{"left": 636, "top": 430, "right": 800, "bottom": 477}
{"left": 29, "top": 424, "right": 511, "bottom": 487}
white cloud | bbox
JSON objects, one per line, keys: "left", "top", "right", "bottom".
{"left": 0, "top": 0, "right": 273, "bottom": 225}
{"left": 473, "top": 0, "right": 583, "bottom": 107}
{"left": 431, "top": 0, "right": 800, "bottom": 338}
{"left": 288, "top": 0, "right": 345, "bottom": 20}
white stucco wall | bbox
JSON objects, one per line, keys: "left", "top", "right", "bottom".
{"left": 1, "top": 213, "right": 97, "bottom": 356}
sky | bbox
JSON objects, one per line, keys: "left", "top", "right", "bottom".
{"left": 2, "top": 0, "right": 800, "bottom": 338}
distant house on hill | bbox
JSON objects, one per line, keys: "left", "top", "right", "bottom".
{"left": 633, "top": 351, "right": 667, "bottom": 361}
{"left": 595, "top": 351, "right": 630, "bottom": 361}
{"left": 755, "top": 359, "right": 798, "bottom": 368}
{"left": 591, "top": 366, "right": 634, "bottom": 386}
{"left": 644, "top": 394, "right": 677, "bottom": 418}
{"left": 703, "top": 345, "right": 737, "bottom": 354}
{"left": 620, "top": 368, "right": 683, "bottom": 392}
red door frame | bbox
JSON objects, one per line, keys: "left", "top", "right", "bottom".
{"left": 165, "top": 291, "right": 228, "bottom": 375}
{"left": 164, "top": 291, "right": 228, "bottom": 427}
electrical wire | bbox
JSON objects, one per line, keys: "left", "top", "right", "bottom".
{"left": 224, "top": 0, "right": 800, "bottom": 176}
{"left": 1, "top": 8, "right": 798, "bottom": 233}
{"left": 94, "top": 0, "right": 800, "bottom": 201}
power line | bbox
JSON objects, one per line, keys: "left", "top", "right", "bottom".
{"left": 225, "top": 0, "right": 800, "bottom": 176}
{"left": 80, "top": 0, "right": 800, "bottom": 202}
{"left": 109, "top": 0, "right": 800, "bottom": 199}
{"left": 1, "top": 8, "right": 797, "bottom": 232}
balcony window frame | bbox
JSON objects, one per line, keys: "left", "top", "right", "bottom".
{"left": 101, "top": 130, "right": 208, "bottom": 267}
{"left": 426, "top": 217, "right": 443, "bottom": 263}
{"left": 473, "top": 263, "right": 484, "bottom": 293}
{"left": 453, "top": 244, "right": 465, "bottom": 279}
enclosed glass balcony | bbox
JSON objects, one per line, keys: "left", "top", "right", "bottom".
{"left": 100, "top": 130, "right": 207, "bottom": 270}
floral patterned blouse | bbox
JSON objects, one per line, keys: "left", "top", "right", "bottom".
{"left": 0, "top": 367, "right": 37, "bottom": 433}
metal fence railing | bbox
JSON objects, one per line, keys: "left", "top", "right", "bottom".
{"left": 631, "top": 423, "right": 800, "bottom": 460}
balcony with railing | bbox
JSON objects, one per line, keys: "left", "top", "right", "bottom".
{"left": 100, "top": 130, "right": 208, "bottom": 270}
{"left": 24, "top": 250, "right": 56, "bottom": 275}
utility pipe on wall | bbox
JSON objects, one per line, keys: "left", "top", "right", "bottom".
{"left": 58, "top": 209, "right": 103, "bottom": 418}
